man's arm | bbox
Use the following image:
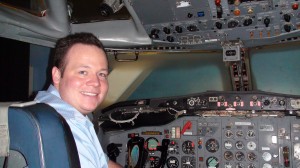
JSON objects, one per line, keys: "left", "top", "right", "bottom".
{"left": 108, "top": 160, "right": 123, "bottom": 168}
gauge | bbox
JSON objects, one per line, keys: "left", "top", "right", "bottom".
{"left": 149, "top": 156, "right": 160, "bottom": 168}
{"left": 225, "top": 130, "right": 234, "bottom": 138}
{"left": 168, "top": 140, "right": 179, "bottom": 154}
{"left": 262, "top": 163, "right": 272, "bottom": 168}
{"left": 224, "top": 151, "right": 234, "bottom": 161}
{"left": 205, "top": 138, "right": 219, "bottom": 153}
{"left": 224, "top": 140, "right": 233, "bottom": 149}
{"left": 145, "top": 137, "right": 159, "bottom": 151}
{"left": 262, "top": 152, "right": 272, "bottom": 161}
{"left": 182, "top": 140, "right": 195, "bottom": 154}
{"left": 294, "top": 143, "right": 300, "bottom": 160}
{"left": 248, "top": 163, "right": 256, "bottom": 168}
{"left": 225, "top": 162, "right": 233, "bottom": 168}
{"left": 236, "top": 163, "right": 245, "bottom": 168}
{"left": 247, "top": 152, "right": 256, "bottom": 161}
{"left": 247, "top": 130, "right": 255, "bottom": 138}
{"left": 206, "top": 156, "right": 219, "bottom": 168}
{"left": 246, "top": 141, "right": 256, "bottom": 150}
{"left": 181, "top": 156, "right": 196, "bottom": 168}
{"left": 235, "top": 151, "right": 245, "bottom": 161}
{"left": 236, "top": 130, "right": 244, "bottom": 138}
{"left": 166, "top": 156, "right": 179, "bottom": 168}
{"left": 130, "top": 145, "right": 139, "bottom": 167}
{"left": 235, "top": 141, "right": 244, "bottom": 150}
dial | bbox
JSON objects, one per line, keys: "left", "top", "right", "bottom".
{"left": 294, "top": 143, "right": 300, "bottom": 160}
{"left": 205, "top": 138, "right": 219, "bottom": 153}
{"left": 224, "top": 140, "right": 233, "bottom": 149}
{"left": 225, "top": 130, "right": 234, "bottom": 138}
{"left": 235, "top": 141, "right": 244, "bottom": 149}
{"left": 181, "top": 156, "right": 196, "bottom": 168}
{"left": 206, "top": 156, "right": 219, "bottom": 168}
{"left": 149, "top": 156, "right": 160, "bottom": 168}
{"left": 236, "top": 163, "right": 245, "bottom": 168}
{"left": 145, "top": 137, "right": 159, "bottom": 151}
{"left": 236, "top": 130, "right": 244, "bottom": 138}
{"left": 262, "top": 163, "right": 272, "bottom": 168}
{"left": 225, "top": 162, "right": 233, "bottom": 168}
{"left": 247, "top": 152, "right": 256, "bottom": 161}
{"left": 248, "top": 163, "right": 256, "bottom": 168}
{"left": 166, "top": 156, "right": 179, "bottom": 168}
{"left": 235, "top": 151, "right": 245, "bottom": 161}
{"left": 247, "top": 141, "right": 256, "bottom": 150}
{"left": 247, "top": 130, "right": 255, "bottom": 138}
{"left": 262, "top": 152, "right": 272, "bottom": 161}
{"left": 224, "top": 151, "right": 234, "bottom": 161}
{"left": 168, "top": 140, "right": 179, "bottom": 154}
{"left": 182, "top": 140, "right": 195, "bottom": 154}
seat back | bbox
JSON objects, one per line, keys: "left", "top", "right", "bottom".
{"left": 3, "top": 102, "right": 80, "bottom": 168}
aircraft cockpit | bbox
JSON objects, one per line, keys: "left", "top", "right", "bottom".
{"left": 1, "top": 0, "right": 300, "bottom": 167}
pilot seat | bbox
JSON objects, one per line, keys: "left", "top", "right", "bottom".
{"left": 0, "top": 102, "right": 80, "bottom": 168}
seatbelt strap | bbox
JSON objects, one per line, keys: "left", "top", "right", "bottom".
{"left": 0, "top": 103, "right": 11, "bottom": 157}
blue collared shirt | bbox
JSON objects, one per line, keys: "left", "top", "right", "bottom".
{"left": 35, "top": 85, "right": 109, "bottom": 168}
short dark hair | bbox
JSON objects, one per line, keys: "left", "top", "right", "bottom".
{"left": 53, "top": 32, "right": 107, "bottom": 76}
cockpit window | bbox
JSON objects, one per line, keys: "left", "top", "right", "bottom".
{"left": 68, "top": 0, "right": 131, "bottom": 24}
{"left": 0, "top": 0, "right": 47, "bottom": 16}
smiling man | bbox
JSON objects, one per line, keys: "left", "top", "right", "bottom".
{"left": 35, "top": 33, "right": 121, "bottom": 168}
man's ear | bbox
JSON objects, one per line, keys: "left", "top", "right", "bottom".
{"left": 52, "top": 67, "right": 61, "bottom": 85}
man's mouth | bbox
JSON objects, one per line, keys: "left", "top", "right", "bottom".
{"left": 81, "top": 91, "right": 98, "bottom": 96}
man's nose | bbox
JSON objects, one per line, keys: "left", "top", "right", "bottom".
{"left": 87, "top": 74, "right": 100, "bottom": 86}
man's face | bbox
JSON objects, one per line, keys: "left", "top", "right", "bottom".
{"left": 52, "top": 43, "right": 109, "bottom": 115}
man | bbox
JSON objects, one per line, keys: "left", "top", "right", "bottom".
{"left": 35, "top": 33, "right": 122, "bottom": 168}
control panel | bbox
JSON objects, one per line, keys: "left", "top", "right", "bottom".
{"left": 100, "top": 91, "right": 300, "bottom": 168}
{"left": 129, "top": 0, "right": 300, "bottom": 49}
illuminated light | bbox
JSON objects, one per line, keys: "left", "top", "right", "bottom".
{"left": 250, "top": 31, "right": 254, "bottom": 39}
{"left": 175, "top": 127, "right": 181, "bottom": 139}
{"left": 233, "top": 8, "right": 241, "bottom": 16}
{"left": 248, "top": 7, "right": 254, "bottom": 14}
{"left": 267, "top": 31, "right": 271, "bottom": 37}
{"left": 260, "top": 31, "right": 263, "bottom": 38}
{"left": 215, "top": 0, "right": 221, "bottom": 6}
{"left": 292, "top": 3, "right": 299, "bottom": 10}
{"left": 234, "top": 0, "right": 241, "bottom": 6}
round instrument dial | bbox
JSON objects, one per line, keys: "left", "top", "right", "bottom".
{"left": 145, "top": 137, "right": 159, "bottom": 151}
{"left": 181, "top": 156, "right": 196, "bottom": 168}
{"left": 206, "top": 156, "right": 219, "bottom": 168}
{"left": 182, "top": 140, "right": 195, "bottom": 154}
{"left": 166, "top": 156, "right": 179, "bottom": 168}
{"left": 294, "top": 143, "right": 300, "bottom": 160}
{"left": 246, "top": 141, "right": 256, "bottom": 150}
{"left": 206, "top": 138, "right": 219, "bottom": 153}
{"left": 149, "top": 156, "right": 160, "bottom": 168}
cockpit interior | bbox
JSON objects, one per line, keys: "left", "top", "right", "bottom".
{"left": 1, "top": 0, "right": 300, "bottom": 167}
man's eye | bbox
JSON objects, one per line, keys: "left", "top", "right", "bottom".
{"left": 98, "top": 73, "right": 108, "bottom": 78}
{"left": 79, "top": 71, "right": 87, "bottom": 75}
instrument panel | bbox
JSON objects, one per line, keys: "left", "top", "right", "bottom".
{"left": 129, "top": 0, "right": 300, "bottom": 49}
{"left": 100, "top": 91, "right": 300, "bottom": 168}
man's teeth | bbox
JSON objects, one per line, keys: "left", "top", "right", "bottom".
{"left": 82, "top": 92, "right": 97, "bottom": 96}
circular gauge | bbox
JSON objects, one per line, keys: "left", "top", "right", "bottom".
{"left": 224, "top": 151, "right": 234, "bottom": 161}
{"left": 149, "top": 156, "right": 160, "bottom": 168}
{"left": 145, "top": 137, "right": 159, "bottom": 151}
{"left": 166, "top": 156, "right": 179, "bottom": 168}
{"left": 182, "top": 140, "right": 195, "bottom": 154}
{"left": 181, "top": 156, "right": 196, "bottom": 168}
{"left": 206, "top": 156, "right": 219, "bottom": 168}
{"left": 246, "top": 141, "right": 256, "bottom": 150}
{"left": 262, "top": 163, "right": 272, "bottom": 168}
{"left": 235, "top": 141, "right": 244, "bottom": 150}
{"left": 224, "top": 140, "right": 233, "bottom": 150}
{"left": 236, "top": 162, "right": 245, "bottom": 168}
{"left": 205, "top": 138, "right": 219, "bottom": 153}
{"left": 130, "top": 145, "right": 139, "bottom": 167}
{"left": 225, "top": 162, "right": 233, "bottom": 168}
{"left": 168, "top": 140, "right": 179, "bottom": 154}
{"left": 236, "top": 130, "right": 244, "bottom": 138}
{"left": 235, "top": 151, "right": 245, "bottom": 161}
{"left": 248, "top": 163, "right": 256, "bottom": 168}
{"left": 247, "top": 130, "right": 255, "bottom": 138}
{"left": 262, "top": 152, "right": 272, "bottom": 161}
{"left": 247, "top": 152, "right": 256, "bottom": 161}
{"left": 294, "top": 143, "right": 300, "bottom": 160}
{"left": 225, "top": 130, "right": 234, "bottom": 138}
